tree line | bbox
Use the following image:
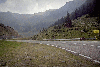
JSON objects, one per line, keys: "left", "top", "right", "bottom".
{"left": 50, "top": 0, "right": 99, "bottom": 28}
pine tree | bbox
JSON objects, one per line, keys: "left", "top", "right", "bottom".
{"left": 64, "top": 11, "right": 72, "bottom": 27}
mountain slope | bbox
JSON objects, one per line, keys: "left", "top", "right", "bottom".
{"left": 32, "top": 14, "right": 100, "bottom": 40}
{"left": 0, "top": 23, "right": 21, "bottom": 39}
{"left": 0, "top": 0, "right": 93, "bottom": 37}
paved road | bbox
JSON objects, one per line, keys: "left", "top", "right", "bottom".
{"left": 7, "top": 40, "right": 100, "bottom": 63}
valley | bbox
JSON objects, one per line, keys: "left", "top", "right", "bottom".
{"left": 0, "top": 0, "right": 87, "bottom": 37}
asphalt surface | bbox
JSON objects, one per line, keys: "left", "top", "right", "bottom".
{"left": 7, "top": 40, "right": 100, "bottom": 63}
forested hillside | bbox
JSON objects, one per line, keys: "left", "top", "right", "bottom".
{"left": 51, "top": 0, "right": 99, "bottom": 27}
{"left": 32, "top": 0, "right": 100, "bottom": 40}
{"left": 32, "top": 14, "right": 100, "bottom": 40}
{"left": 0, "top": 23, "right": 21, "bottom": 39}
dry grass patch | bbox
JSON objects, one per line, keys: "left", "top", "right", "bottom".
{"left": 0, "top": 40, "right": 99, "bottom": 67}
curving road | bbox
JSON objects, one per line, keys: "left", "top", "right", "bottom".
{"left": 7, "top": 40, "right": 100, "bottom": 63}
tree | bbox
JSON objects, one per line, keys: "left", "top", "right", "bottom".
{"left": 75, "top": 9, "right": 79, "bottom": 19}
{"left": 64, "top": 11, "right": 72, "bottom": 27}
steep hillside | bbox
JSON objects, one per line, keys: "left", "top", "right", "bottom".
{"left": 0, "top": 23, "right": 21, "bottom": 39}
{"left": 32, "top": 14, "right": 100, "bottom": 40}
{"left": 0, "top": 0, "right": 88, "bottom": 37}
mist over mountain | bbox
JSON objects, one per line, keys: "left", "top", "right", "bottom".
{"left": 0, "top": 0, "right": 92, "bottom": 37}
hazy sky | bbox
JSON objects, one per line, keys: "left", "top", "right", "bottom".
{"left": 0, "top": 0, "right": 73, "bottom": 14}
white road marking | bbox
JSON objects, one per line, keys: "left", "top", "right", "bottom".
{"left": 62, "top": 42, "right": 66, "bottom": 43}
{"left": 62, "top": 48, "right": 65, "bottom": 49}
{"left": 97, "top": 46, "right": 100, "bottom": 48}
{"left": 93, "top": 60, "right": 100, "bottom": 63}
{"left": 40, "top": 43, "right": 42, "bottom": 44}
{"left": 79, "top": 54, "right": 92, "bottom": 59}
{"left": 84, "top": 56, "right": 88, "bottom": 58}
{"left": 39, "top": 41, "right": 100, "bottom": 64}
{"left": 51, "top": 45, "right": 54, "bottom": 46}
{"left": 73, "top": 52, "right": 77, "bottom": 53}
{"left": 79, "top": 54, "right": 82, "bottom": 56}
{"left": 59, "top": 47, "right": 61, "bottom": 48}
{"left": 47, "top": 44, "right": 49, "bottom": 45}
{"left": 74, "top": 43, "right": 77, "bottom": 45}
{"left": 86, "top": 57, "right": 92, "bottom": 59}
{"left": 66, "top": 49, "right": 68, "bottom": 50}
{"left": 68, "top": 50, "right": 71, "bottom": 51}
{"left": 81, "top": 54, "right": 84, "bottom": 56}
{"left": 71, "top": 51, "right": 74, "bottom": 53}
{"left": 56, "top": 46, "right": 57, "bottom": 47}
{"left": 91, "top": 45, "right": 94, "bottom": 47}
{"left": 66, "top": 49, "right": 77, "bottom": 53}
{"left": 83, "top": 44, "right": 86, "bottom": 45}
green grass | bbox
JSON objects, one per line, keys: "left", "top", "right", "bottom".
{"left": 32, "top": 14, "right": 100, "bottom": 40}
{"left": 0, "top": 40, "right": 100, "bottom": 67}
{"left": 0, "top": 40, "right": 23, "bottom": 56}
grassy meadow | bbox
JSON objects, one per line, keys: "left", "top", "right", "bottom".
{"left": 0, "top": 40, "right": 99, "bottom": 67}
